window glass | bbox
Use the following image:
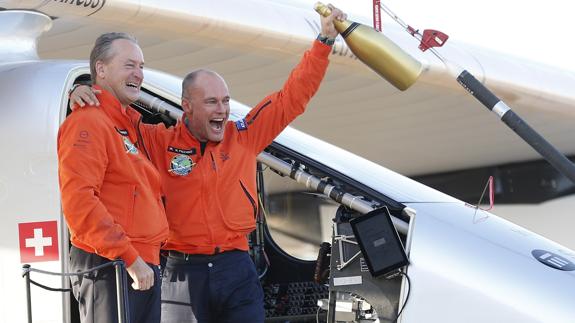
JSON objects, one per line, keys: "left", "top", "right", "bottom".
{"left": 261, "top": 164, "right": 338, "bottom": 260}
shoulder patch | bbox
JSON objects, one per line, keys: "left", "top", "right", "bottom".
{"left": 235, "top": 119, "right": 248, "bottom": 131}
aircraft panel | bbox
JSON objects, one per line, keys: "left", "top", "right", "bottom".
{"left": 404, "top": 202, "right": 575, "bottom": 322}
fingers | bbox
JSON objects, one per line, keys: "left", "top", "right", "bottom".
{"left": 336, "top": 11, "right": 347, "bottom": 21}
{"left": 131, "top": 277, "right": 151, "bottom": 290}
{"left": 70, "top": 85, "right": 100, "bottom": 108}
{"left": 131, "top": 275, "right": 153, "bottom": 290}
{"left": 73, "top": 96, "right": 85, "bottom": 108}
{"left": 133, "top": 269, "right": 154, "bottom": 290}
{"left": 90, "top": 89, "right": 102, "bottom": 106}
{"left": 81, "top": 93, "right": 97, "bottom": 106}
{"left": 79, "top": 89, "right": 100, "bottom": 106}
{"left": 318, "top": 4, "right": 345, "bottom": 39}
{"left": 126, "top": 257, "right": 155, "bottom": 291}
{"left": 327, "top": 4, "right": 345, "bottom": 21}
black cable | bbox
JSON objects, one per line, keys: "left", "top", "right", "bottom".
{"left": 29, "top": 279, "right": 72, "bottom": 293}
{"left": 22, "top": 261, "right": 126, "bottom": 293}
{"left": 313, "top": 271, "right": 410, "bottom": 322}
{"left": 23, "top": 260, "right": 124, "bottom": 277}
{"left": 391, "top": 271, "right": 411, "bottom": 322}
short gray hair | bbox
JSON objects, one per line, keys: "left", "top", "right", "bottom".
{"left": 89, "top": 32, "right": 138, "bottom": 81}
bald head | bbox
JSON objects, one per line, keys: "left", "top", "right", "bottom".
{"left": 181, "top": 69, "right": 230, "bottom": 142}
{"left": 182, "top": 69, "right": 226, "bottom": 100}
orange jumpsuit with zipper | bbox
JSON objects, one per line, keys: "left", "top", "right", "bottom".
{"left": 138, "top": 40, "right": 331, "bottom": 255}
{"left": 58, "top": 87, "right": 169, "bottom": 266}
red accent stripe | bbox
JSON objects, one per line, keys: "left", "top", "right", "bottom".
{"left": 480, "top": 176, "right": 495, "bottom": 211}
{"left": 373, "top": 0, "right": 382, "bottom": 32}
{"left": 488, "top": 176, "right": 494, "bottom": 210}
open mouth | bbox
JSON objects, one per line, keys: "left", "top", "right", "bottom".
{"left": 209, "top": 118, "right": 225, "bottom": 131}
{"left": 126, "top": 82, "right": 139, "bottom": 89}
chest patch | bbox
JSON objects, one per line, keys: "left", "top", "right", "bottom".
{"left": 168, "top": 146, "right": 196, "bottom": 155}
{"left": 122, "top": 136, "right": 138, "bottom": 155}
{"left": 170, "top": 154, "right": 195, "bottom": 176}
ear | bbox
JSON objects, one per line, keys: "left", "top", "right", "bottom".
{"left": 95, "top": 60, "right": 106, "bottom": 79}
{"left": 181, "top": 98, "right": 193, "bottom": 115}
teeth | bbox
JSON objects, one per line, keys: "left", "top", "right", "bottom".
{"left": 126, "top": 82, "right": 138, "bottom": 88}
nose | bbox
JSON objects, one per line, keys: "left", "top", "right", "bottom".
{"left": 215, "top": 101, "right": 227, "bottom": 113}
{"left": 134, "top": 67, "right": 144, "bottom": 81}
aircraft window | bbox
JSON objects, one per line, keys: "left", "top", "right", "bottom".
{"left": 65, "top": 75, "right": 92, "bottom": 117}
{"left": 261, "top": 164, "right": 338, "bottom": 261}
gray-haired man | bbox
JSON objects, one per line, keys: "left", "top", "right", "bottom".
{"left": 58, "top": 32, "right": 168, "bottom": 323}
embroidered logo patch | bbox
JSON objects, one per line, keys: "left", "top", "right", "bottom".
{"left": 235, "top": 119, "right": 247, "bottom": 131}
{"left": 168, "top": 146, "right": 197, "bottom": 155}
{"left": 170, "top": 154, "right": 195, "bottom": 176}
{"left": 220, "top": 152, "right": 230, "bottom": 162}
{"left": 122, "top": 137, "right": 138, "bottom": 155}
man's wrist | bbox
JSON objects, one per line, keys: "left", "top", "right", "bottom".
{"left": 316, "top": 33, "right": 335, "bottom": 46}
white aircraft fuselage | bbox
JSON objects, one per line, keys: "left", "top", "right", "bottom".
{"left": 1, "top": 3, "right": 575, "bottom": 323}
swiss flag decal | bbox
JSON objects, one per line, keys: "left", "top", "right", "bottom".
{"left": 18, "top": 221, "right": 59, "bottom": 263}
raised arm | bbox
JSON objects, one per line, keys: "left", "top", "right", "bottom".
{"left": 239, "top": 5, "right": 346, "bottom": 153}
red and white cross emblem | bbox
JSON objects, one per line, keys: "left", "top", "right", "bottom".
{"left": 18, "top": 221, "right": 59, "bottom": 263}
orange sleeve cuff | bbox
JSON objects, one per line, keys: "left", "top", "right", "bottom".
{"left": 312, "top": 39, "right": 332, "bottom": 58}
{"left": 119, "top": 245, "right": 139, "bottom": 267}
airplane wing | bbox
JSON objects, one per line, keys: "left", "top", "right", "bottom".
{"left": 1, "top": 0, "right": 575, "bottom": 177}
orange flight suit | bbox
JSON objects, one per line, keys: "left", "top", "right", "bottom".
{"left": 58, "top": 87, "right": 169, "bottom": 266}
{"left": 138, "top": 40, "right": 330, "bottom": 255}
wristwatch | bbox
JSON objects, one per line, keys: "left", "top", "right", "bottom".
{"left": 68, "top": 83, "right": 89, "bottom": 98}
{"left": 316, "top": 34, "right": 335, "bottom": 46}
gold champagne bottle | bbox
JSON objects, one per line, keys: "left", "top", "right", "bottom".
{"left": 315, "top": 2, "right": 422, "bottom": 91}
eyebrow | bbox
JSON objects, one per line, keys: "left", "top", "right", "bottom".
{"left": 125, "top": 58, "right": 144, "bottom": 66}
{"left": 204, "top": 96, "right": 230, "bottom": 101}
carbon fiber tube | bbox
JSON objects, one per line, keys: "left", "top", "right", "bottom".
{"left": 457, "top": 70, "right": 575, "bottom": 184}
